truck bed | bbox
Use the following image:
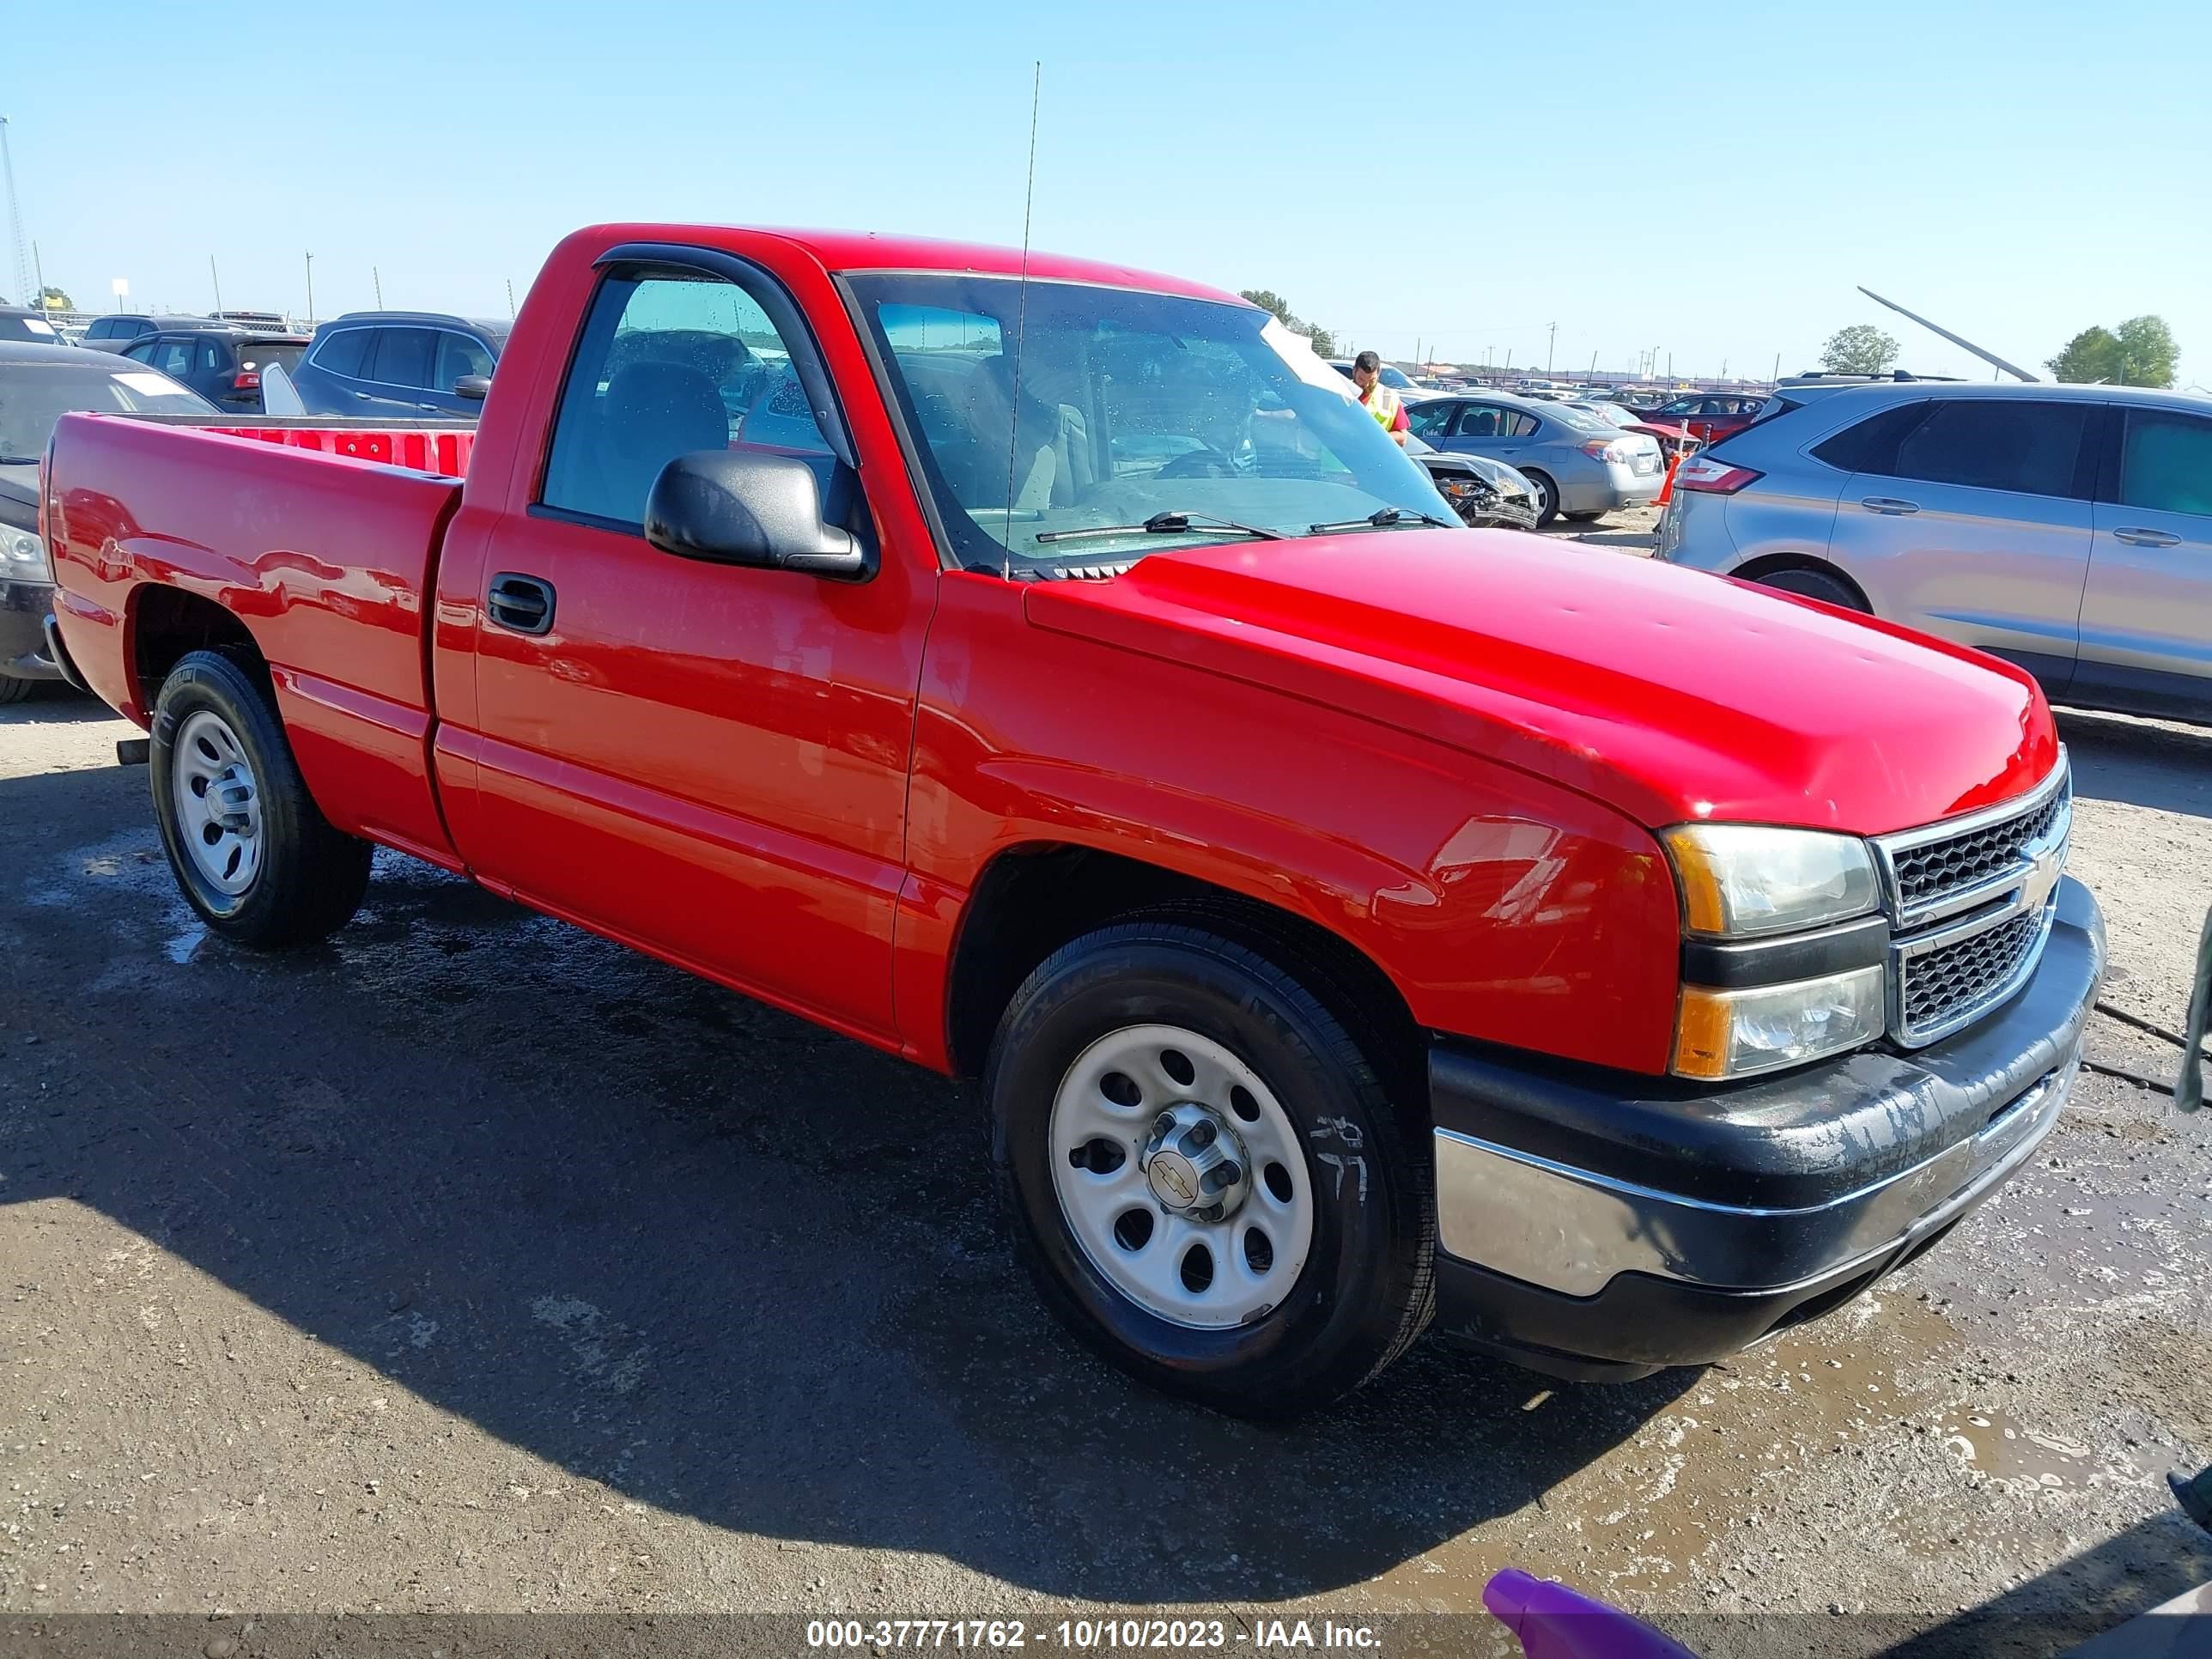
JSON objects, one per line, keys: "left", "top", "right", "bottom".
{"left": 47, "top": 412, "right": 468, "bottom": 865}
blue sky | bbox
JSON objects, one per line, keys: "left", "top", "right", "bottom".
{"left": 6, "top": 0, "right": 2206, "bottom": 384}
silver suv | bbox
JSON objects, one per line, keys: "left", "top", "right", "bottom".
{"left": 1656, "top": 382, "right": 2212, "bottom": 722}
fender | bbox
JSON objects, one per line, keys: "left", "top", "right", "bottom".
{"left": 899, "top": 573, "right": 1682, "bottom": 1077}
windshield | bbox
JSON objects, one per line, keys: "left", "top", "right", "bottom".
{"left": 847, "top": 275, "right": 1455, "bottom": 568}
{"left": 0, "top": 362, "right": 217, "bottom": 460}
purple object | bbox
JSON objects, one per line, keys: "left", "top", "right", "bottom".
{"left": 1482, "top": 1569, "right": 1703, "bottom": 1659}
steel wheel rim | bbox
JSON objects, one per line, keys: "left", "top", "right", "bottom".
{"left": 171, "top": 709, "right": 264, "bottom": 896}
{"left": 1049, "top": 1024, "right": 1316, "bottom": 1330}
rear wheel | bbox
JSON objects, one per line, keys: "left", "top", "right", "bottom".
{"left": 1756, "top": 565, "right": 1869, "bottom": 611}
{"left": 150, "top": 648, "right": 372, "bottom": 947}
{"left": 988, "top": 917, "right": 1433, "bottom": 1419}
{"left": 1564, "top": 510, "right": 1605, "bottom": 523}
{"left": 0, "top": 673, "right": 34, "bottom": 705}
{"left": 1520, "top": 469, "right": 1560, "bottom": 526}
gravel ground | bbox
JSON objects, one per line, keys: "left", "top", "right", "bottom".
{"left": 3, "top": 669, "right": 2209, "bottom": 1657}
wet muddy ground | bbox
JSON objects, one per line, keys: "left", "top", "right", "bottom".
{"left": 3, "top": 690, "right": 2209, "bottom": 1656}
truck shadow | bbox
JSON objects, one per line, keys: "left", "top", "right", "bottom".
{"left": 3, "top": 767, "right": 1692, "bottom": 1603}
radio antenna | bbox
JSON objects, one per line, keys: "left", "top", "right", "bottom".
{"left": 1000, "top": 61, "right": 1042, "bottom": 580}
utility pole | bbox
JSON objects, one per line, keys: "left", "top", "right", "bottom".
{"left": 1772, "top": 351, "right": 1781, "bottom": 385}
{"left": 1666, "top": 350, "right": 1674, "bottom": 382}
{"left": 210, "top": 255, "right": 222, "bottom": 313}
{"left": 0, "top": 117, "right": 29, "bottom": 308}
{"left": 373, "top": 265, "right": 383, "bottom": 307}
{"left": 304, "top": 252, "right": 314, "bottom": 324}
{"left": 506, "top": 278, "right": 516, "bottom": 319}
{"left": 1547, "top": 321, "right": 1557, "bottom": 374}
{"left": 31, "top": 240, "right": 43, "bottom": 307}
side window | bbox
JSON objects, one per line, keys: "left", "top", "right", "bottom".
{"left": 2118, "top": 411, "right": 2212, "bottom": 518}
{"left": 1505, "top": 410, "right": 1542, "bottom": 438}
{"left": 541, "top": 271, "right": 832, "bottom": 528}
{"left": 1406, "top": 401, "right": 1454, "bottom": 439}
{"left": 1810, "top": 401, "right": 1929, "bottom": 474}
{"left": 1455, "top": 404, "right": 1504, "bottom": 439}
{"left": 1891, "top": 400, "right": 2090, "bottom": 497}
{"left": 433, "top": 331, "right": 495, "bottom": 392}
{"left": 120, "top": 340, "right": 158, "bottom": 364}
{"left": 367, "top": 327, "right": 434, "bottom": 389}
{"left": 154, "top": 341, "right": 193, "bottom": 378}
{"left": 312, "top": 329, "right": 369, "bottom": 379}
{"left": 198, "top": 340, "right": 226, "bottom": 374}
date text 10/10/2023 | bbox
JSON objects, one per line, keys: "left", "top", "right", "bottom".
{"left": 805, "top": 1619, "right": 1383, "bottom": 1650}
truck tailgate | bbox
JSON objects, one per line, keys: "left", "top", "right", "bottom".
{"left": 49, "top": 414, "right": 466, "bottom": 866}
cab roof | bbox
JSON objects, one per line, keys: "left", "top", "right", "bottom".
{"left": 574, "top": 223, "right": 1253, "bottom": 307}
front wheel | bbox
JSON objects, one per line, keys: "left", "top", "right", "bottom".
{"left": 988, "top": 918, "right": 1433, "bottom": 1418}
{"left": 150, "top": 648, "right": 373, "bottom": 947}
{"left": 0, "top": 673, "right": 35, "bottom": 705}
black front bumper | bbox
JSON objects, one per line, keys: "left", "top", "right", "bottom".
{"left": 1428, "top": 876, "right": 2105, "bottom": 1381}
{"left": 1, "top": 581, "right": 64, "bottom": 682}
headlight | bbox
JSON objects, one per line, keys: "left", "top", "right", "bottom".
{"left": 1662, "top": 823, "right": 1879, "bottom": 938}
{"left": 1674, "top": 967, "right": 1887, "bottom": 1079}
{"left": 1437, "top": 477, "right": 1483, "bottom": 501}
{"left": 0, "top": 523, "right": 48, "bottom": 582}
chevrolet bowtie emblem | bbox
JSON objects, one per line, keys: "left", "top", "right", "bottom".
{"left": 2021, "top": 845, "right": 2061, "bottom": 914}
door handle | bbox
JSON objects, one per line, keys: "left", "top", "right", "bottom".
{"left": 2113, "top": 526, "right": 2182, "bottom": 548}
{"left": 1861, "top": 496, "right": 1921, "bottom": 515}
{"left": 486, "top": 572, "right": 556, "bottom": 635}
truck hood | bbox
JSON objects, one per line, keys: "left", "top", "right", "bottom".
{"left": 1023, "top": 530, "right": 2058, "bottom": 836}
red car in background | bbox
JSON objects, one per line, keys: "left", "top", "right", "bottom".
{"left": 1644, "top": 392, "right": 1766, "bottom": 446}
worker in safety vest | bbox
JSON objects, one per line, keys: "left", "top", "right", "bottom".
{"left": 1351, "top": 349, "right": 1409, "bottom": 447}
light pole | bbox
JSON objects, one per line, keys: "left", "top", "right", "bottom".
{"left": 1547, "top": 321, "right": 1557, "bottom": 375}
{"left": 304, "top": 251, "right": 315, "bottom": 325}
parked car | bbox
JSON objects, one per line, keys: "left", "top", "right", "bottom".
{"left": 0, "top": 307, "right": 69, "bottom": 345}
{"left": 0, "top": 342, "right": 215, "bottom": 701}
{"left": 1406, "top": 433, "right": 1541, "bottom": 529}
{"left": 291, "top": 311, "right": 508, "bottom": 416}
{"left": 78, "top": 313, "right": 216, "bottom": 353}
{"left": 1566, "top": 398, "right": 1699, "bottom": 463}
{"left": 1656, "top": 381, "right": 2212, "bottom": 721}
{"left": 1643, "top": 392, "right": 1765, "bottom": 446}
{"left": 1324, "top": 357, "right": 1433, "bottom": 400}
{"left": 118, "top": 325, "right": 310, "bottom": 414}
{"left": 1407, "top": 389, "right": 1666, "bottom": 522}
{"left": 44, "top": 222, "right": 2100, "bottom": 1419}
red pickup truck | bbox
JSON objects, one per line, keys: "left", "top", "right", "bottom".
{"left": 40, "top": 223, "right": 2102, "bottom": 1417}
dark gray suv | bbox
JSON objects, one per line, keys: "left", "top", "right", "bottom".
{"left": 290, "top": 312, "right": 508, "bottom": 416}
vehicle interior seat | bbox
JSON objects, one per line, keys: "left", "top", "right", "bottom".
{"left": 597, "top": 362, "right": 733, "bottom": 522}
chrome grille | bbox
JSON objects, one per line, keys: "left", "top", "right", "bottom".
{"left": 1890, "top": 786, "right": 2068, "bottom": 918}
{"left": 1899, "top": 909, "right": 2047, "bottom": 1034}
{"left": 1875, "top": 753, "right": 2070, "bottom": 1047}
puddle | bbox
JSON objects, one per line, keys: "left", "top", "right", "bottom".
{"left": 1938, "top": 1408, "right": 2095, "bottom": 1487}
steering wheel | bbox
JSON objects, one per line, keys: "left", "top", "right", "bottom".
{"left": 1155, "top": 443, "right": 1242, "bottom": 480}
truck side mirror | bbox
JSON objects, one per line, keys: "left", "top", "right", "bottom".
{"left": 643, "top": 449, "right": 872, "bottom": 580}
{"left": 453, "top": 375, "right": 492, "bottom": 401}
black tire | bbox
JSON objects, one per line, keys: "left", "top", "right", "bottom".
{"left": 0, "top": 673, "right": 35, "bottom": 705}
{"left": 149, "top": 648, "right": 373, "bottom": 947}
{"left": 1563, "top": 510, "right": 1606, "bottom": 523}
{"left": 1521, "top": 469, "right": 1561, "bottom": 526}
{"left": 988, "top": 915, "right": 1434, "bottom": 1419}
{"left": 1756, "top": 565, "right": 1869, "bottom": 611}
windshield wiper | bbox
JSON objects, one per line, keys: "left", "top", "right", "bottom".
{"left": 1034, "top": 510, "right": 1285, "bottom": 545}
{"left": 1308, "top": 507, "right": 1455, "bottom": 534}
{"left": 0, "top": 454, "right": 40, "bottom": 465}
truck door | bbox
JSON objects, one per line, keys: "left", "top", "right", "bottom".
{"left": 455, "top": 251, "right": 932, "bottom": 1044}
